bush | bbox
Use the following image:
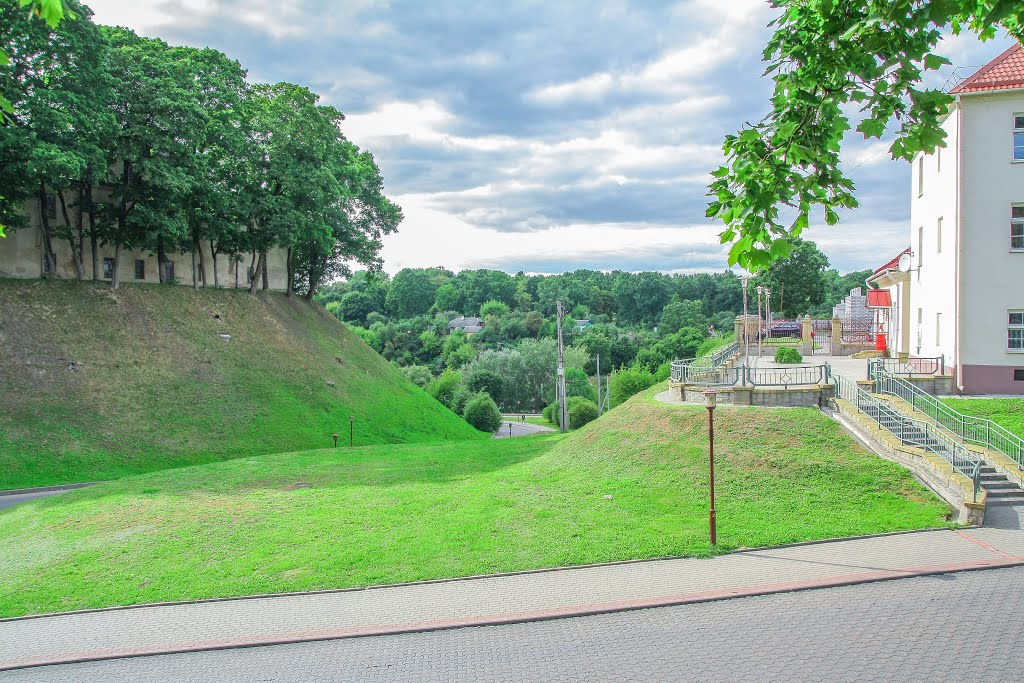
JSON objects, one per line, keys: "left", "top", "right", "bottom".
{"left": 609, "top": 365, "right": 657, "bottom": 407}
{"left": 542, "top": 401, "right": 559, "bottom": 425}
{"left": 400, "top": 365, "right": 433, "bottom": 389}
{"left": 775, "top": 347, "right": 803, "bottom": 364}
{"left": 567, "top": 396, "right": 598, "bottom": 429}
{"left": 463, "top": 392, "right": 502, "bottom": 433}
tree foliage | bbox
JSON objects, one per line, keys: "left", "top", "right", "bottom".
{"left": 709, "top": 1, "right": 1024, "bottom": 271}
{"left": 463, "top": 392, "right": 502, "bottom": 433}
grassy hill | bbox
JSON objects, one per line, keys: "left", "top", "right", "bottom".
{"left": 0, "top": 280, "right": 485, "bottom": 489}
{"left": 0, "top": 386, "right": 949, "bottom": 616}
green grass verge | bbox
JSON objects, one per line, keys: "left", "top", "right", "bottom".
{"left": 940, "top": 397, "right": 1024, "bottom": 437}
{"left": 0, "top": 280, "right": 485, "bottom": 489}
{"left": 0, "top": 386, "right": 950, "bottom": 617}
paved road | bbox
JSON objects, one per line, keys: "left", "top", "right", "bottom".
{"left": 9, "top": 565, "right": 1022, "bottom": 683}
{"left": 0, "top": 487, "right": 90, "bottom": 512}
{"left": 493, "top": 420, "right": 556, "bottom": 438}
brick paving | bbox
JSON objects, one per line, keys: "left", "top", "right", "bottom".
{"left": 7, "top": 565, "right": 1023, "bottom": 682}
{"left": 2, "top": 522, "right": 1023, "bottom": 672}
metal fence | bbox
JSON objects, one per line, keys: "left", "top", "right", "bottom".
{"left": 840, "top": 324, "right": 874, "bottom": 344}
{"left": 676, "top": 364, "right": 830, "bottom": 388}
{"left": 873, "top": 370, "right": 1024, "bottom": 470}
{"left": 746, "top": 365, "right": 830, "bottom": 388}
{"left": 834, "top": 375, "right": 983, "bottom": 499}
{"left": 671, "top": 340, "right": 740, "bottom": 382}
{"left": 867, "top": 356, "right": 945, "bottom": 378}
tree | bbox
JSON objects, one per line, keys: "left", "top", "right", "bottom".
{"left": 708, "top": 1, "right": 1024, "bottom": 271}
{"left": 754, "top": 238, "right": 830, "bottom": 318}
{"left": 612, "top": 272, "right": 671, "bottom": 325}
{"left": 463, "top": 392, "right": 501, "bottom": 433}
{"left": 465, "top": 368, "right": 505, "bottom": 406}
{"left": 400, "top": 365, "right": 433, "bottom": 389}
{"left": 340, "top": 291, "right": 375, "bottom": 325}
{"left": 387, "top": 268, "right": 437, "bottom": 318}
{"left": 434, "top": 282, "right": 461, "bottom": 312}
{"left": 565, "top": 367, "right": 597, "bottom": 402}
{"left": 480, "top": 299, "right": 511, "bottom": 318}
{"left": 427, "top": 368, "right": 462, "bottom": 410}
{"left": 659, "top": 300, "right": 706, "bottom": 335}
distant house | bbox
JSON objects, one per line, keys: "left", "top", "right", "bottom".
{"left": 449, "top": 316, "right": 485, "bottom": 335}
{"left": 575, "top": 319, "right": 593, "bottom": 332}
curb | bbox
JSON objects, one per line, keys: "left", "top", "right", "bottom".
{"left": 3, "top": 555, "right": 1022, "bottom": 672}
{"left": 0, "top": 482, "right": 99, "bottom": 497}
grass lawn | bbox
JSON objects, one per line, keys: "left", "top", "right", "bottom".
{"left": 940, "top": 397, "right": 1024, "bottom": 436}
{"left": 0, "top": 280, "right": 485, "bottom": 489}
{"left": 0, "top": 387, "right": 950, "bottom": 617}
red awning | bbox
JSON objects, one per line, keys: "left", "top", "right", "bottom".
{"left": 866, "top": 290, "right": 892, "bottom": 308}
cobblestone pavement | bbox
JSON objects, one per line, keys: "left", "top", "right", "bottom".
{"left": 8, "top": 565, "right": 1023, "bottom": 683}
{"left": 3, "top": 525, "right": 1021, "bottom": 672}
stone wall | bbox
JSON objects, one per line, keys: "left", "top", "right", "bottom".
{"left": 676, "top": 383, "right": 835, "bottom": 408}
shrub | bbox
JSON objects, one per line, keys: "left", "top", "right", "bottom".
{"left": 427, "top": 369, "right": 462, "bottom": 409}
{"left": 775, "top": 347, "right": 803, "bottom": 364}
{"left": 400, "top": 365, "right": 433, "bottom": 389}
{"left": 463, "top": 392, "right": 502, "bottom": 433}
{"left": 565, "top": 367, "right": 597, "bottom": 401}
{"left": 542, "top": 401, "right": 559, "bottom": 425}
{"left": 567, "top": 396, "right": 598, "bottom": 429}
{"left": 609, "top": 365, "right": 657, "bottom": 407}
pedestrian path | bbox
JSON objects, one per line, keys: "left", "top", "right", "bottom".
{"left": 2, "top": 519, "right": 1023, "bottom": 672}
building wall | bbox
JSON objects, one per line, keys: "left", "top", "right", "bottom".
{"left": 958, "top": 91, "right": 1024, "bottom": 392}
{"left": 0, "top": 194, "right": 289, "bottom": 291}
{"left": 908, "top": 107, "right": 959, "bottom": 364}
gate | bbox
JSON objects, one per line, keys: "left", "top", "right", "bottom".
{"left": 812, "top": 319, "right": 832, "bottom": 355}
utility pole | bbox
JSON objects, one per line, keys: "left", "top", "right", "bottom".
{"left": 756, "top": 285, "right": 764, "bottom": 361}
{"left": 741, "top": 276, "right": 750, "bottom": 381}
{"left": 596, "top": 354, "right": 602, "bottom": 417}
{"left": 556, "top": 300, "right": 568, "bottom": 432}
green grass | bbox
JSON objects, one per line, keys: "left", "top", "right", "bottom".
{"left": 0, "top": 280, "right": 485, "bottom": 489}
{"left": 0, "top": 386, "right": 950, "bottom": 617}
{"left": 940, "top": 397, "right": 1024, "bottom": 436}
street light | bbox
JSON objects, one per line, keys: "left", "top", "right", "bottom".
{"left": 704, "top": 389, "right": 718, "bottom": 546}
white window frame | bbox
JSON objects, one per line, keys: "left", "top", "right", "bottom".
{"left": 1014, "top": 114, "right": 1024, "bottom": 162}
{"left": 937, "top": 216, "right": 942, "bottom": 254}
{"left": 1009, "top": 311, "right": 1024, "bottom": 352}
{"left": 1012, "top": 205, "right": 1024, "bottom": 252}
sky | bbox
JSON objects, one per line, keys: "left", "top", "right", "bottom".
{"left": 82, "top": 0, "right": 1015, "bottom": 276}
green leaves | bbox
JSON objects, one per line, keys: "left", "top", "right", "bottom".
{"left": 709, "top": 0, "right": 1022, "bottom": 271}
{"left": 19, "top": 0, "right": 68, "bottom": 28}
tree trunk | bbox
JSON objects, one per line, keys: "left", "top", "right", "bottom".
{"left": 112, "top": 242, "right": 122, "bottom": 290}
{"left": 249, "top": 251, "right": 265, "bottom": 295}
{"left": 60, "top": 190, "right": 85, "bottom": 280}
{"left": 90, "top": 227, "right": 99, "bottom": 281}
{"left": 211, "top": 241, "right": 219, "bottom": 289}
{"left": 305, "top": 253, "right": 327, "bottom": 303}
{"left": 234, "top": 258, "right": 239, "bottom": 289}
{"left": 191, "top": 245, "right": 198, "bottom": 289}
{"left": 157, "top": 238, "right": 167, "bottom": 283}
{"left": 37, "top": 184, "right": 57, "bottom": 278}
{"left": 198, "top": 234, "right": 207, "bottom": 287}
{"left": 262, "top": 251, "right": 269, "bottom": 290}
{"left": 285, "top": 247, "right": 293, "bottom": 298}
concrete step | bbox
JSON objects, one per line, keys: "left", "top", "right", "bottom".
{"left": 983, "top": 488, "right": 1024, "bottom": 498}
{"left": 986, "top": 497, "right": 1024, "bottom": 506}
{"left": 981, "top": 481, "right": 1020, "bottom": 491}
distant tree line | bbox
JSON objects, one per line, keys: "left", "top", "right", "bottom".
{"left": 315, "top": 239, "right": 872, "bottom": 417}
{"left": 0, "top": 0, "right": 401, "bottom": 296}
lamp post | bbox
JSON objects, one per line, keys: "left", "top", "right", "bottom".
{"left": 741, "top": 276, "right": 750, "bottom": 383}
{"left": 704, "top": 389, "right": 718, "bottom": 545}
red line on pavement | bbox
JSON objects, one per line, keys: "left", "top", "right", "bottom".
{"left": 2, "top": 556, "right": 1022, "bottom": 672}
{"left": 954, "top": 530, "right": 1022, "bottom": 561}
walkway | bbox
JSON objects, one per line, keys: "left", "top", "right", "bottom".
{"left": 0, "top": 484, "right": 96, "bottom": 512}
{"left": 744, "top": 352, "right": 869, "bottom": 381}
{"left": 3, "top": 517, "right": 1023, "bottom": 672}
{"left": 493, "top": 421, "right": 556, "bottom": 439}
{"left": 9, "top": 565, "right": 1022, "bottom": 682}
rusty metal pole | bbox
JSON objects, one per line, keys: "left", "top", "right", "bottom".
{"left": 350, "top": 416, "right": 354, "bottom": 447}
{"left": 704, "top": 389, "right": 718, "bottom": 545}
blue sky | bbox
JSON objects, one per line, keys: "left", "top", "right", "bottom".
{"left": 84, "top": 0, "right": 1015, "bottom": 275}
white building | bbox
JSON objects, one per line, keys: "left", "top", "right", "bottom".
{"left": 869, "top": 43, "right": 1024, "bottom": 394}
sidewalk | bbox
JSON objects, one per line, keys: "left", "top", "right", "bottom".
{"left": 2, "top": 520, "right": 1023, "bottom": 672}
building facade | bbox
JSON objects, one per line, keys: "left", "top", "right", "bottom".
{"left": 0, "top": 192, "right": 289, "bottom": 291}
{"left": 871, "top": 43, "right": 1024, "bottom": 393}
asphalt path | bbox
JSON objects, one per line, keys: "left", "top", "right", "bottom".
{"left": 9, "top": 565, "right": 1022, "bottom": 682}
{"left": 0, "top": 485, "right": 95, "bottom": 512}
{"left": 493, "top": 420, "right": 556, "bottom": 438}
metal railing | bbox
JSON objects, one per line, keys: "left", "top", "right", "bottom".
{"left": 873, "top": 370, "right": 1024, "bottom": 470}
{"left": 746, "top": 365, "right": 830, "bottom": 388}
{"left": 671, "top": 340, "right": 740, "bottom": 382}
{"left": 834, "top": 374, "right": 984, "bottom": 500}
{"left": 867, "top": 356, "right": 945, "bottom": 379}
{"left": 676, "top": 364, "right": 830, "bottom": 388}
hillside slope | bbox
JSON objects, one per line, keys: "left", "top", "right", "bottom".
{"left": 0, "top": 386, "right": 949, "bottom": 616}
{"left": 0, "top": 280, "right": 484, "bottom": 488}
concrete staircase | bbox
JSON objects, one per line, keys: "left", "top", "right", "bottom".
{"left": 977, "top": 465, "right": 1024, "bottom": 506}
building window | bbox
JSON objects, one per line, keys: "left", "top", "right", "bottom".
{"left": 936, "top": 312, "right": 941, "bottom": 346}
{"left": 135, "top": 259, "right": 146, "bottom": 280}
{"left": 1015, "top": 115, "right": 1024, "bottom": 161}
{"left": 917, "top": 226, "right": 924, "bottom": 280}
{"left": 936, "top": 147, "right": 941, "bottom": 173}
{"left": 1015, "top": 369, "right": 1024, "bottom": 382}
{"left": 1012, "top": 206, "right": 1024, "bottom": 250}
{"left": 1009, "top": 311, "right": 1024, "bottom": 351}
{"left": 937, "top": 216, "right": 942, "bottom": 253}
{"left": 918, "top": 156, "right": 924, "bottom": 196}
{"left": 102, "top": 257, "right": 114, "bottom": 280}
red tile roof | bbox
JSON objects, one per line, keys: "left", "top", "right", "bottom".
{"left": 950, "top": 43, "right": 1024, "bottom": 94}
{"left": 870, "top": 248, "right": 910, "bottom": 278}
